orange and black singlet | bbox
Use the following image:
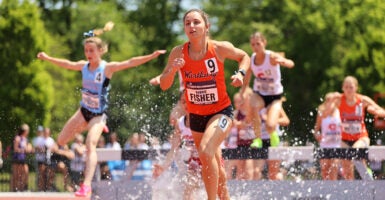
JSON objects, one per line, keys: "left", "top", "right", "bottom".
{"left": 339, "top": 94, "right": 368, "bottom": 141}
{"left": 181, "top": 41, "right": 231, "bottom": 116}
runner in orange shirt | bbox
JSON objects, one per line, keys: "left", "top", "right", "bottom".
{"left": 159, "top": 9, "right": 250, "bottom": 200}
{"left": 331, "top": 76, "right": 385, "bottom": 180}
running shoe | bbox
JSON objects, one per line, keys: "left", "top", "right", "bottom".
{"left": 366, "top": 167, "right": 374, "bottom": 179}
{"left": 270, "top": 131, "right": 280, "bottom": 147}
{"left": 250, "top": 138, "right": 263, "bottom": 148}
{"left": 103, "top": 125, "right": 109, "bottom": 133}
{"left": 75, "top": 184, "right": 91, "bottom": 197}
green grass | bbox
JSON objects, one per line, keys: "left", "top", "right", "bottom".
{"left": 0, "top": 171, "right": 67, "bottom": 192}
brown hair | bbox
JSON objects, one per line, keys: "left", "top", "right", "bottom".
{"left": 250, "top": 31, "right": 267, "bottom": 43}
{"left": 183, "top": 9, "right": 210, "bottom": 26}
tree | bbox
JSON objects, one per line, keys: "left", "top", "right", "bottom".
{"left": 0, "top": 0, "right": 53, "bottom": 147}
{"left": 34, "top": 0, "right": 186, "bottom": 143}
{"left": 109, "top": 0, "right": 185, "bottom": 141}
{"left": 204, "top": 0, "right": 385, "bottom": 144}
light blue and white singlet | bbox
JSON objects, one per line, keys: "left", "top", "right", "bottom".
{"left": 80, "top": 61, "right": 110, "bottom": 113}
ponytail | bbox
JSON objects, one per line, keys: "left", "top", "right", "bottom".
{"left": 83, "top": 21, "right": 114, "bottom": 55}
{"left": 83, "top": 21, "right": 114, "bottom": 38}
{"left": 93, "top": 21, "right": 114, "bottom": 36}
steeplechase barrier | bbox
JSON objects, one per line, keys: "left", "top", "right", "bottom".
{"left": 92, "top": 146, "right": 385, "bottom": 200}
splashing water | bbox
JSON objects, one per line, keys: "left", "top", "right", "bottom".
{"left": 151, "top": 150, "right": 207, "bottom": 200}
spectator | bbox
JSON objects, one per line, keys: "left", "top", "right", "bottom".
{"left": 96, "top": 136, "right": 111, "bottom": 180}
{"left": 70, "top": 134, "right": 86, "bottom": 190}
{"left": 106, "top": 132, "right": 124, "bottom": 181}
{"left": 150, "top": 136, "right": 162, "bottom": 150}
{"left": 123, "top": 133, "right": 140, "bottom": 179}
{"left": 161, "top": 134, "right": 173, "bottom": 150}
{"left": 106, "top": 132, "right": 121, "bottom": 150}
{"left": 369, "top": 139, "right": 384, "bottom": 179}
{"left": 45, "top": 128, "right": 74, "bottom": 192}
{"left": 124, "top": 133, "right": 152, "bottom": 181}
{"left": 138, "top": 133, "right": 150, "bottom": 150}
{"left": 48, "top": 143, "right": 74, "bottom": 191}
{"left": 32, "top": 125, "right": 47, "bottom": 191}
{"left": 41, "top": 127, "right": 56, "bottom": 191}
{"left": 11, "top": 124, "right": 33, "bottom": 191}
{"left": 31, "top": 126, "right": 56, "bottom": 191}
{"left": 124, "top": 133, "right": 138, "bottom": 150}
{"left": 132, "top": 133, "right": 152, "bottom": 181}
{"left": 0, "top": 140, "right": 3, "bottom": 169}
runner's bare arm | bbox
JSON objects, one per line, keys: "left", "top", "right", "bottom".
{"left": 214, "top": 40, "right": 250, "bottom": 87}
{"left": 270, "top": 51, "right": 294, "bottom": 68}
{"left": 363, "top": 95, "right": 385, "bottom": 118}
{"left": 105, "top": 50, "right": 166, "bottom": 76}
{"left": 160, "top": 46, "right": 184, "bottom": 91}
{"left": 37, "top": 52, "right": 85, "bottom": 71}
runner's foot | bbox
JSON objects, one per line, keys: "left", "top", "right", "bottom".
{"left": 75, "top": 184, "right": 91, "bottom": 197}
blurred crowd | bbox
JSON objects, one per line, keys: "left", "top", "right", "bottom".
{"left": 6, "top": 124, "right": 83, "bottom": 192}
{"left": 1, "top": 123, "right": 167, "bottom": 192}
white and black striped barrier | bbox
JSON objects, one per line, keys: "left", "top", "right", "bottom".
{"left": 92, "top": 146, "right": 385, "bottom": 200}
{"left": 95, "top": 146, "right": 385, "bottom": 162}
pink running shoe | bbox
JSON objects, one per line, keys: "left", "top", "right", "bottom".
{"left": 75, "top": 184, "right": 91, "bottom": 197}
{"left": 103, "top": 125, "right": 109, "bottom": 133}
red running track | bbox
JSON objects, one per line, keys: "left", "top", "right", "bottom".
{"left": 0, "top": 192, "right": 89, "bottom": 200}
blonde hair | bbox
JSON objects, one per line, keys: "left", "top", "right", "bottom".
{"left": 93, "top": 21, "right": 114, "bottom": 36}
{"left": 18, "top": 124, "right": 29, "bottom": 136}
{"left": 318, "top": 93, "right": 336, "bottom": 115}
{"left": 83, "top": 21, "right": 114, "bottom": 55}
{"left": 343, "top": 75, "right": 359, "bottom": 87}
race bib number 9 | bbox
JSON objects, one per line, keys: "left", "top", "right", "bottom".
{"left": 205, "top": 58, "right": 219, "bottom": 74}
{"left": 219, "top": 115, "right": 230, "bottom": 132}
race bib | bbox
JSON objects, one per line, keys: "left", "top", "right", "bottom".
{"left": 341, "top": 121, "right": 362, "bottom": 134}
{"left": 94, "top": 72, "right": 103, "bottom": 83}
{"left": 254, "top": 80, "right": 276, "bottom": 93}
{"left": 82, "top": 92, "right": 100, "bottom": 109}
{"left": 218, "top": 115, "right": 230, "bottom": 132}
{"left": 186, "top": 80, "right": 218, "bottom": 104}
{"left": 205, "top": 58, "right": 219, "bottom": 74}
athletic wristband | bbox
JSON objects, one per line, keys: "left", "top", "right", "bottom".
{"left": 237, "top": 69, "right": 246, "bottom": 77}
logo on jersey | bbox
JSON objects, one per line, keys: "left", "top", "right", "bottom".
{"left": 328, "top": 123, "right": 337, "bottom": 130}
